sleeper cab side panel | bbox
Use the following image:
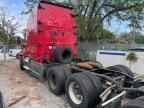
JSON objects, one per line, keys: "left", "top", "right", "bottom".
{"left": 36, "top": 2, "right": 77, "bottom": 62}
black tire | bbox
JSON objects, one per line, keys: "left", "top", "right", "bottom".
{"left": 60, "top": 65, "right": 72, "bottom": 79}
{"left": 47, "top": 66, "right": 66, "bottom": 95}
{"left": 116, "top": 65, "right": 134, "bottom": 77}
{"left": 107, "top": 65, "right": 133, "bottom": 87}
{"left": 53, "top": 46, "right": 73, "bottom": 64}
{"left": 82, "top": 72, "right": 103, "bottom": 97}
{"left": 66, "top": 73, "right": 101, "bottom": 108}
{"left": 20, "top": 56, "right": 25, "bottom": 70}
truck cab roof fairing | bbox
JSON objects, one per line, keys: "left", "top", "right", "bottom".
{"left": 39, "top": 0, "right": 73, "bottom": 10}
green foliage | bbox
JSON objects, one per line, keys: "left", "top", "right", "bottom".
{"left": 24, "top": 0, "right": 144, "bottom": 41}
{"left": 9, "top": 37, "right": 17, "bottom": 46}
{"left": 0, "top": 8, "right": 20, "bottom": 45}
{"left": 0, "top": 31, "right": 7, "bottom": 44}
{"left": 119, "top": 32, "right": 129, "bottom": 39}
{"left": 98, "top": 29, "right": 115, "bottom": 40}
{"left": 0, "top": 31, "right": 17, "bottom": 46}
{"left": 135, "top": 35, "right": 144, "bottom": 44}
{"left": 74, "top": 16, "right": 115, "bottom": 41}
{"left": 119, "top": 31, "right": 144, "bottom": 44}
{"left": 70, "top": 0, "right": 144, "bottom": 41}
{"left": 127, "top": 52, "right": 138, "bottom": 63}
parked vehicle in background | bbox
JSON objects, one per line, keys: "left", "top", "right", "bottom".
{"left": 9, "top": 49, "right": 21, "bottom": 59}
{"left": 1, "top": 47, "right": 9, "bottom": 53}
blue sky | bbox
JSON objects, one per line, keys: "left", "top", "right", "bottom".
{"left": 0, "top": 0, "right": 28, "bottom": 37}
{"left": 104, "top": 19, "right": 131, "bottom": 36}
{"left": 0, "top": 0, "right": 132, "bottom": 37}
{"left": 0, "top": 0, "right": 26, "bottom": 17}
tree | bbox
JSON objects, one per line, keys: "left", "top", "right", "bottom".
{"left": 98, "top": 29, "right": 115, "bottom": 40}
{"left": 0, "top": 31, "right": 6, "bottom": 44}
{"left": 24, "top": 0, "right": 144, "bottom": 41}
{"left": 135, "top": 35, "right": 144, "bottom": 44}
{"left": 119, "top": 31, "right": 144, "bottom": 44}
{"left": 0, "top": 7, "right": 21, "bottom": 61}
{"left": 0, "top": 7, "right": 21, "bottom": 45}
{"left": 9, "top": 37, "right": 17, "bottom": 46}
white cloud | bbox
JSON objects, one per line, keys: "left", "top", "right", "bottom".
{"left": 14, "top": 14, "right": 29, "bottom": 38}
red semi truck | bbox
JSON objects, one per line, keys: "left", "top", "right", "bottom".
{"left": 19, "top": 1, "right": 144, "bottom": 108}
{"left": 21, "top": 1, "right": 76, "bottom": 64}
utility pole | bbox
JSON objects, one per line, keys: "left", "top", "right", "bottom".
{"left": 132, "top": 26, "right": 135, "bottom": 48}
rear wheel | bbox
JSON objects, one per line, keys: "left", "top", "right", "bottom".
{"left": 107, "top": 65, "right": 134, "bottom": 87}
{"left": 60, "top": 65, "right": 72, "bottom": 78}
{"left": 82, "top": 72, "right": 103, "bottom": 97}
{"left": 47, "top": 66, "right": 65, "bottom": 95}
{"left": 116, "top": 65, "right": 134, "bottom": 77}
{"left": 47, "top": 65, "right": 72, "bottom": 95}
{"left": 66, "top": 73, "right": 101, "bottom": 108}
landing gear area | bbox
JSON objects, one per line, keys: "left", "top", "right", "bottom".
{"left": 20, "top": 56, "right": 144, "bottom": 108}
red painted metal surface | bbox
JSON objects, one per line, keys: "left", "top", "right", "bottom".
{"left": 21, "top": 1, "right": 76, "bottom": 63}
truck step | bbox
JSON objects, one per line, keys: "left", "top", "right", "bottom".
{"left": 23, "top": 65, "right": 40, "bottom": 76}
{"left": 23, "top": 66, "right": 30, "bottom": 70}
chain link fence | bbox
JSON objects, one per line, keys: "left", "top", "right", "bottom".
{"left": 0, "top": 45, "right": 19, "bottom": 61}
{"left": 0, "top": 42, "right": 144, "bottom": 61}
{"left": 76, "top": 41, "right": 144, "bottom": 61}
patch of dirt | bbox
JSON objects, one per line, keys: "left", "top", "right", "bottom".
{"left": 0, "top": 61, "right": 69, "bottom": 108}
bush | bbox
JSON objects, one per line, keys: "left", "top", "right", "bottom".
{"left": 127, "top": 52, "right": 138, "bottom": 63}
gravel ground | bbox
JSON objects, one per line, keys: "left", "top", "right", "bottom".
{"left": 1, "top": 56, "right": 143, "bottom": 108}
{"left": 0, "top": 60, "right": 70, "bottom": 108}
